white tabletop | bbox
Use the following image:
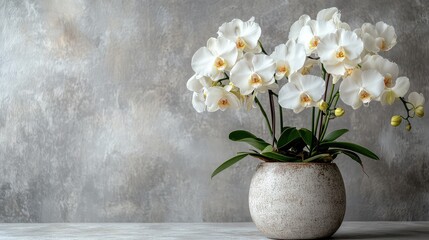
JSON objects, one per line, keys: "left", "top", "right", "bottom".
{"left": 0, "top": 222, "right": 427, "bottom": 239}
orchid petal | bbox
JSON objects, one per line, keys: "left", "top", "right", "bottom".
{"left": 186, "top": 74, "right": 203, "bottom": 92}
{"left": 278, "top": 82, "right": 302, "bottom": 111}
{"left": 191, "top": 47, "right": 216, "bottom": 77}
{"left": 192, "top": 91, "right": 206, "bottom": 113}
{"left": 392, "top": 77, "right": 410, "bottom": 97}
{"left": 361, "top": 70, "right": 384, "bottom": 97}
{"left": 289, "top": 14, "right": 311, "bottom": 40}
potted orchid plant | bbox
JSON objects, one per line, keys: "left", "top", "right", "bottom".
{"left": 187, "top": 7, "right": 424, "bottom": 239}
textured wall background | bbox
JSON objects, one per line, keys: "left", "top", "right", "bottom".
{"left": 0, "top": 0, "right": 427, "bottom": 222}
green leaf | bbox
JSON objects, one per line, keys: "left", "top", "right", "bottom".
{"left": 303, "top": 153, "right": 331, "bottom": 162}
{"left": 229, "top": 130, "right": 258, "bottom": 140}
{"left": 261, "top": 151, "right": 298, "bottom": 162}
{"left": 281, "top": 126, "right": 292, "bottom": 134}
{"left": 341, "top": 150, "right": 363, "bottom": 167}
{"left": 260, "top": 145, "right": 298, "bottom": 162}
{"left": 277, "top": 128, "right": 301, "bottom": 149}
{"left": 211, "top": 154, "right": 249, "bottom": 178}
{"left": 237, "top": 151, "right": 271, "bottom": 161}
{"left": 331, "top": 149, "right": 368, "bottom": 176}
{"left": 261, "top": 145, "right": 274, "bottom": 153}
{"left": 323, "top": 129, "right": 349, "bottom": 142}
{"left": 229, "top": 130, "right": 270, "bottom": 151}
{"left": 298, "top": 128, "right": 316, "bottom": 147}
{"left": 320, "top": 141, "right": 379, "bottom": 160}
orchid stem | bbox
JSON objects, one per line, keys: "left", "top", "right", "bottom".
{"left": 259, "top": 40, "right": 268, "bottom": 55}
{"left": 255, "top": 96, "right": 273, "bottom": 137}
{"left": 268, "top": 90, "right": 277, "bottom": 147}
{"left": 310, "top": 107, "right": 315, "bottom": 155}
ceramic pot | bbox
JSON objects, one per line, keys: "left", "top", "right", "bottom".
{"left": 249, "top": 162, "right": 346, "bottom": 239}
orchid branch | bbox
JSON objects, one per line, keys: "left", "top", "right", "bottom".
{"left": 255, "top": 96, "right": 274, "bottom": 137}
{"left": 268, "top": 90, "right": 277, "bottom": 146}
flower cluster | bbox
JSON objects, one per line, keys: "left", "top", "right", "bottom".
{"left": 187, "top": 8, "right": 426, "bottom": 177}
{"left": 187, "top": 7, "right": 425, "bottom": 130}
{"left": 187, "top": 17, "right": 276, "bottom": 113}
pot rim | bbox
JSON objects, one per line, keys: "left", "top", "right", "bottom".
{"left": 260, "top": 162, "right": 336, "bottom": 165}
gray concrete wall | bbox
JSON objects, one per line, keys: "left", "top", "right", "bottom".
{"left": 0, "top": 0, "right": 427, "bottom": 222}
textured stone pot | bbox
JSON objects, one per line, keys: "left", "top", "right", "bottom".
{"left": 249, "top": 162, "right": 346, "bottom": 239}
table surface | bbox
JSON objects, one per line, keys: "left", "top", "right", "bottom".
{"left": 0, "top": 222, "right": 427, "bottom": 239}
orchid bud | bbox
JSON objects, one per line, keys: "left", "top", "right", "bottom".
{"left": 334, "top": 108, "right": 344, "bottom": 117}
{"left": 406, "top": 124, "right": 412, "bottom": 131}
{"left": 390, "top": 115, "right": 402, "bottom": 127}
{"left": 415, "top": 106, "right": 424, "bottom": 118}
{"left": 318, "top": 100, "right": 328, "bottom": 112}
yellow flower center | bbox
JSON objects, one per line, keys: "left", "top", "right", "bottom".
{"left": 359, "top": 89, "right": 371, "bottom": 103}
{"left": 336, "top": 47, "right": 346, "bottom": 59}
{"left": 277, "top": 65, "right": 289, "bottom": 76}
{"left": 214, "top": 57, "right": 226, "bottom": 71}
{"left": 300, "top": 93, "right": 312, "bottom": 106}
{"left": 384, "top": 75, "right": 393, "bottom": 87}
{"left": 345, "top": 68, "right": 354, "bottom": 77}
{"left": 249, "top": 73, "right": 263, "bottom": 87}
{"left": 309, "top": 37, "right": 320, "bottom": 49}
{"left": 236, "top": 37, "right": 246, "bottom": 50}
{"left": 380, "top": 39, "right": 387, "bottom": 51}
{"left": 218, "top": 98, "right": 230, "bottom": 109}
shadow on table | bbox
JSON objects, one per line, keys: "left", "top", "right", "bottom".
{"left": 331, "top": 229, "right": 428, "bottom": 239}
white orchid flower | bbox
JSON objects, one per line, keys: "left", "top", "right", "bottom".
{"left": 407, "top": 92, "right": 425, "bottom": 116}
{"left": 278, "top": 73, "right": 325, "bottom": 113}
{"left": 230, "top": 53, "right": 276, "bottom": 95}
{"left": 318, "top": 29, "right": 363, "bottom": 77}
{"left": 379, "top": 77, "right": 410, "bottom": 105}
{"left": 288, "top": 15, "right": 311, "bottom": 41}
{"left": 297, "top": 20, "right": 337, "bottom": 55}
{"left": 300, "top": 58, "right": 320, "bottom": 75}
{"left": 270, "top": 40, "right": 306, "bottom": 80}
{"left": 317, "top": 7, "right": 341, "bottom": 23}
{"left": 360, "top": 55, "right": 408, "bottom": 105}
{"left": 205, "top": 86, "right": 241, "bottom": 112}
{"left": 361, "top": 55, "right": 398, "bottom": 87}
{"left": 408, "top": 92, "right": 425, "bottom": 108}
{"left": 317, "top": 7, "right": 350, "bottom": 31}
{"left": 186, "top": 74, "right": 214, "bottom": 92}
{"left": 339, "top": 69, "right": 384, "bottom": 109}
{"left": 218, "top": 17, "right": 262, "bottom": 53}
{"left": 192, "top": 90, "right": 207, "bottom": 113}
{"left": 191, "top": 36, "right": 238, "bottom": 79}
{"left": 355, "top": 22, "right": 397, "bottom": 53}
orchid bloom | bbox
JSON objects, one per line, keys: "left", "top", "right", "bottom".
{"left": 355, "top": 21, "right": 397, "bottom": 53}
{"left": 361, "top": 55, "right": 409, "bottom": 105}
{"left": 186, "top": 74, "right": 214, "bottom": 92}
{"left": 317, "top": 7, "right": 341, "bottom": 23}
{"left": 230, "top": 53, "right": 276, "bottom": 95}
{"left": 318, "top": 29, "right": 363, "bottom": 78}
{"left": 192, "top": 91, "right": 207, "bottom": 113}
{"left": 205, "top": 86, "right": 241, "bottom": 112}
{"left": 278, "top": 73, "right": 325, "bottom": 113}
{"left": 300, "top": 58, "right": 320, "bottom": 75}
{"left": 317, "top": 7, "right": 350, "bottom": 30}
{"left": 270, "top": 40, "right": 306, "bottom": 80}
{"left": 217, "top": 17, "right": 262, "bottom": 53}
{"left": 191, "top": 36, "right": 238, "bottom": 79}
{"left": 187, "top": 74, "right": 216, "bottom": 113}
{"left": 288, "top": 15, "right": 311, "bottom": 41}
{"left": 297, "top": 19, "right": 336, "bottom": 55}
{"left": 339, "top": 69, "right": 385, "bottom": 109}
{"left": 407, "top": 92, "right": 425, "bottom": 116}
